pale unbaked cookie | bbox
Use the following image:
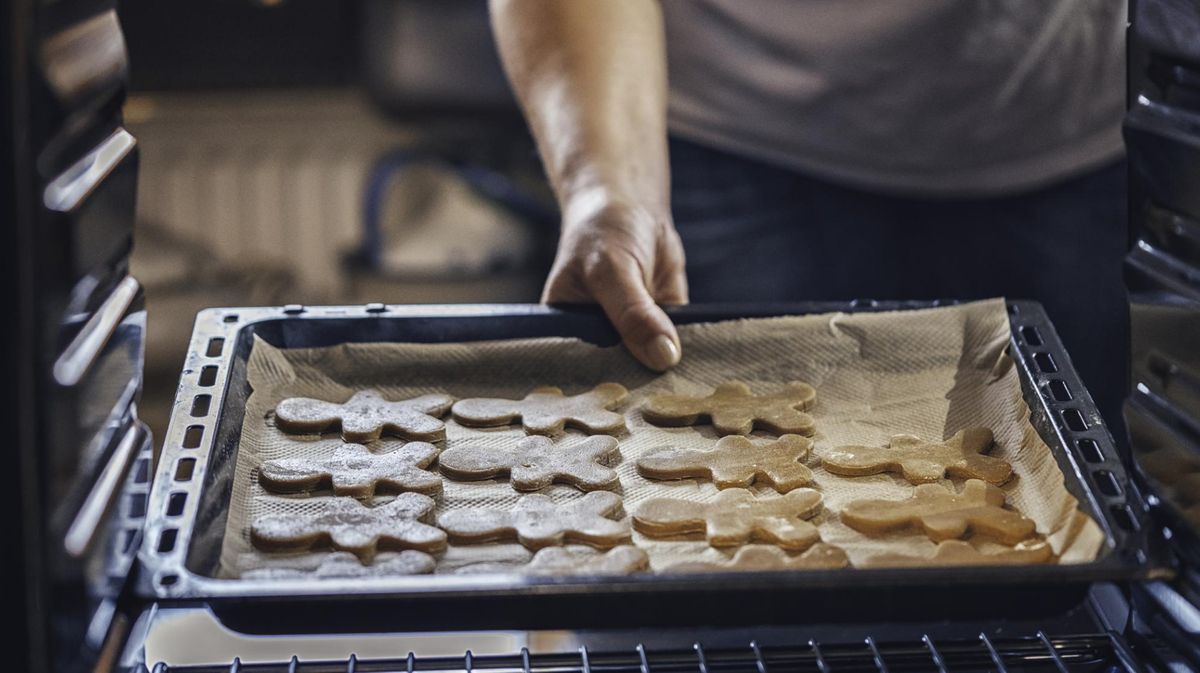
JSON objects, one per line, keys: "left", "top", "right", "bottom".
{"left": 664, "top": 544, "right": 849, "bottom": 573}
{"left": 251, "top": 493, "right": 447, "bottom": 560}
{"left": 455, "top": 546, "right": 649, "bottom": 576}
{"left": 637, "top": 434, "right": 814, "bottom": 493}
{"left": 822, "top": 427, "right": 1012, "bottom": 485}
{"left": 439, "top": 435, "right": 620, "bottom": 492}
{"left": 241, "top": 551, "right": 437, "bottom": 579}
{"left": 258, "top": 442, "right": 442, "bottom": 498}
{"left": 274, "top": 390, "right": 454, "bottom": 442}
{"left": 841, "top": 479, "right": 1036, "bottom": 544}
{"left": 451, "top": 383, "right": 628, "bottom": 435}
{"left": 634, "top": 488, "right": 824, "bottom": 551}
{"left": 438, "top": 491, "right": 631, "bottom": 550}
{"left": 641, "top": 381, "right": 816, "bottom": 436}
{"left": 859, "top": 540, "right": 1054, "bottom": 568}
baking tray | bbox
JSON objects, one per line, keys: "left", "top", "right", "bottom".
{"left": 137, "top": 301, "right": 1154, "bottom": 630}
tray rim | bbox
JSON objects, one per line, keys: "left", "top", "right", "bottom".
{"left": 136, "top": 300, "right": 1153, "bottom": 605}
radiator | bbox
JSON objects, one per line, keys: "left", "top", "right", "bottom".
{"left": 126, "top": 90, "right": 417, "bottom": 297}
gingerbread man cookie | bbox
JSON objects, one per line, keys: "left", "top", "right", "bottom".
{"left": 251, "top": 493, "right": 447, "bottom": 560}
{"left": 451, "top": 383, "right": 628, "bottom": 435}
{"left": 439, "top": 435, "right": 620, "bottom": 492}
{"left": 274, "top": 390, "right": 454, "bottom": 442}
{"left": 636, "top": 434, "right": 814, "bottom": 493}
{"left": 438, "top": 491, "right": 630, "bottom": 550}
{"left": 841, "top": 479, "right": 1036, "bottom": 544}
{"left": 258, "top": 442, "right": 442, "bottom": 498}
{"left": 665, "top": 544, "right": 849, "bottom": 573}
{"left": 859, "top": 540, "right": 1054, "bottom": 568}
{"left": 242, "top": 550, "right": 436, "bottom": 579}
{"left": 822, "top": 427, "right": 1012, "bottom": 485}
{"left": 458, "top": 546, "right": 649, "bottom": 576}
{"left": 641, "top": 381, "right": 816, "bottom": 436}
{"left": 634, "top": 488, "right": 824, "bottom": 551}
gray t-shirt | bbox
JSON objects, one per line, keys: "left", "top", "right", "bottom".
{"left": 662, "top": 0, "right": 1126, "bottom": 196}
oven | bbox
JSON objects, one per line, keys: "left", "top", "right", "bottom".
{"left": 6, "top": 0, "right": 1200, "bottom": 671}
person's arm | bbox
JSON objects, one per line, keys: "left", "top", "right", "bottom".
{"left": 490, "top": 0, "right": 686, "bottom": 371}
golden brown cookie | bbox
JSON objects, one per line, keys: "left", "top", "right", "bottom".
{"left": 634, "top": 488, "right": 824, "bottom": 551}
{"left": 251, "top": 493, "right": 447, "bottom": 560}
{"left": 274, "top": 390, "right": 454, "bottom": 442}
{"left": 438, "top": 491, "right": 631, "bottom": 550}
{"left": 664, "top": 544, "right": 849, "bottom": 573}
{"left": 258, "top": 442, "right": 442, "bottom": 498}
{"left": 636, "top": 434, "right": 814, "bottom": 493}
{"left": 841, "top": 479, "right": 1036, "bottom": 544}
{"left": 859, "top": 540, "right": 1054, "bottom": 568}
{"left": 822, "top": 427, "right": 1012, "bottom": 485}
{"left": 457, "top": 546, "right": 649, "bottom": 576}
{"left": 242, "top": 551, "right": 437, "bottom": 579}
{"left": 641, "top": 381, "right": 816, "bottom": 436}
{"left": 451, "top": 384, "right": 628, "bottom": 435}
{"left": 439, "top": 435, "right": 620, "bottom": 492}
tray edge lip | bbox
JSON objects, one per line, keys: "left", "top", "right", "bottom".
{"left": 136, "top": 300, "right": 1150, "bottom": 602}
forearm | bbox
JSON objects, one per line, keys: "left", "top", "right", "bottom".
{"left": 489, "top": 0, "right": 669, "bottom": 223}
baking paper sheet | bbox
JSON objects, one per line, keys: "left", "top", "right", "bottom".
{"left": 217, "top": 298, "right": 1104, "bottom": 577}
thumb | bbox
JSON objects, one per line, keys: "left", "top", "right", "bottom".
{"left": 586, "top": 253, "right": 682, "bottom": 372}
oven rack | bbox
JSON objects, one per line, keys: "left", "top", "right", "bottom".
{"left": 146, "top": 632, "right": 1144, "bottom": 673}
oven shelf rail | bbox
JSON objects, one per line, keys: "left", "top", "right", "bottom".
{"left": 146, "top": 631, "right": 1145, "bottom": 673}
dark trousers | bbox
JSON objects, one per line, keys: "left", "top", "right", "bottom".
{"left": 669, "top": 137, "right": 1130, "bottom": 435}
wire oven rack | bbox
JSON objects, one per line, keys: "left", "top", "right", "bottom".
{"left": 146, "top": 632, "right": 1147, "bottom": 673}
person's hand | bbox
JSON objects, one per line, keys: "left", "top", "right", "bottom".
{"left": 542, "top": 196, "right": 687, "bottom": 371}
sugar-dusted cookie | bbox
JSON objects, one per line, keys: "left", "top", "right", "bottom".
{"left": 438, "top": 491, "right": 630, "bottom": 550}
{"left": 251, "top": 493, "right": 447, "bottom": 560}
{"left": 457, "top": 546, "right": 649, "bottom": 576}
{"left": 859, "top": 540, "right": 1054, "bottom": 568}
{"left": 274, "top": 390, "right": 454, "bottom": 443}
{"left": 636, "top": 434, "right": 814, "bottom": 493}
{"left": 822, "top": 427, "right": 1012, "bottom": 485}
{"left": 242, "top": 551, "right": 436, "bottom": 579}
{"left": 451, "top": 384, "right": 628, "bottom": 435}
{"left": 258, "top": 442, "right": 442, "bottom": 498}
{"left": 664, "top": 544, "right": 849, "bottom": 573}
{"left": 439, "top": 435, "right": 620, "bottom": 492}
{"left": 641, "top": 381, "right": 816, "bottom": 436}
{"left": 841, "top": 479, "right": 1035, "bottom": 544}
{"left": 634, "top": 488, "right": 824, "bottom": 551}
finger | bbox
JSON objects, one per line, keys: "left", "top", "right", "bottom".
{"left": 585, "top": 253, "right": 681, "bottom": 372}
{"left": 653, "top": 227, "right": 689, "bottom": 305}
{"left": 541, "top": 265, "right": 589, "bottom": 304}
{"left": 653, "top": 269, "right": 689, "bottom": 305}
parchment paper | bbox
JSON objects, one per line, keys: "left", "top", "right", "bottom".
{"left": 217, "top": 299, "right": 1104, "bottom": 577}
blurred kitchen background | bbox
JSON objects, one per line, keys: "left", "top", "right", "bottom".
{"left": 119, "top": 0, "right": 558, "bottom": 438}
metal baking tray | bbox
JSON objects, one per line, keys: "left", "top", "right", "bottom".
{"left": 137, "top": 301, "right": 1154, "bottom": 629}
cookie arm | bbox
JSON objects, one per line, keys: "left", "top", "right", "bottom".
{"left": 708, "top": 408, "right": 756, "bottom": 436}
{"left": 438, "top": 446, "right": 518, "bottom": 482}
{"left": 757, "top": 408, "right": 816, "bottom": 436}
{"left": 633, "top": 498, "right": 705, "bottom": 537}
{"left": 274, "top": 398, "right": 341, "bottom": 434}
{"left": 636, "top": 447, "right": 713, "bottom": 482}
{"left": 451, "top": 398, "right": 522, "bottom": 428}
{"left": 569, "top": 409, "right": 628, "bottom": 435}
{"left": 951, "top": 454, "right": 1014, "bottom": 485}
{"left": 438, "top": 509, "right": 516, "bottom": 544}
{"left": 821, "top": 446, "right": 892, "bottom": 477}
{"left": 257, "top": 459, "right": 327, "bottom": 494}
{"left": 250, "top": 516, "right": 321, "bottom": 552}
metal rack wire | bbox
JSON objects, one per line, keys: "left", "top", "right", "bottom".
{"left": 147, "top": 631, "right": 1146, "bottom": 673}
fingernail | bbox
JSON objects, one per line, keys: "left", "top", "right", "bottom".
{"left": 645, "top": 334, "right": 681, "bottom": 371}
